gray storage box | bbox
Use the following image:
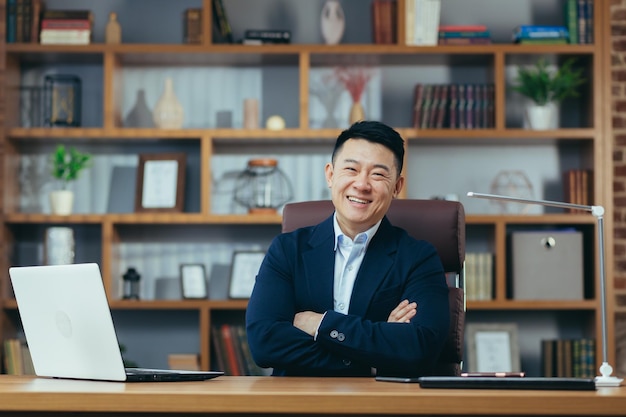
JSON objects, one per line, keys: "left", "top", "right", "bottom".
{"left": 511, "top": 231, "right": 584, "bottom": 300}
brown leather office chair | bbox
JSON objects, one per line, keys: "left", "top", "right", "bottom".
{"left": 281, "top": 199, "right": 466, "bottom": 376}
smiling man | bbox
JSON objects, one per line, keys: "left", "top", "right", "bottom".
{"left": 245, "top": 121, "right": 450, "bottom": 377}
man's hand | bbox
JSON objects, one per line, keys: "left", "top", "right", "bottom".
{"left": 294, "top": 311, "right": 324, "bottom": 336}
{"left": 387, "top": 299, "right": 417, "bottom": 323}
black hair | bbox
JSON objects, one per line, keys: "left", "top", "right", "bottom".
{"left": 331, "top": 120, "right": 404, "bottom": 175}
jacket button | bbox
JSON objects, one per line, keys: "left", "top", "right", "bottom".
{"left": 330, "top": 330, "right": 338, "bottom": 338}
{"left": 337, "top": 332, "right": 345, "bottom": 341}
{"left": 343, "top": 359, "right": 351, "bottom": 366}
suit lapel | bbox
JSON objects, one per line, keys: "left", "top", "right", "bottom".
{"left": 302, "top": 216, "right": 335, "bottom": 312}
{"left": 348, "top": 217, "right": 397, "bottom": 317}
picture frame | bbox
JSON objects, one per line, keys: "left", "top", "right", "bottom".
{"left": 135, "top": 153, "right": 186, "bottom": 212}
{"left": 180, "top": 264, "right": 208, "bottom": 299}
{"left": 466, "top": 323, "right": 521, "bottom": 373}
{"left": 228, "top": 251, "right": 265, "bottom": 299}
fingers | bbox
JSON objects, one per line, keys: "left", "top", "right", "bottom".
{"left": 387, "top": 299, "right": 417, "bottom": 323}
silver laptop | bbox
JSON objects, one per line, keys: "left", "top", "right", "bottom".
{"left": 9, "top": 263, "right": 223, "bottom": 382}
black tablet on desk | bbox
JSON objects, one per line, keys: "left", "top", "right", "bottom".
{"left": 417, "top": 376, "right": 596, "bottom": 391}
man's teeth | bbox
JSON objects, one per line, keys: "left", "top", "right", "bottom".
{"left": 348, "top": 197, "right": 369, "bottom": 204}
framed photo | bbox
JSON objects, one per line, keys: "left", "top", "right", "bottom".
{"left": 466, "top": 323, "right": 521, "bottom": 373}
{"left": 180, "top": 264, "right": 208, "bottom": 299}
{"left": 135, "top": 153, "right": 186, "bottom": 212}
{"left": 228, "top": 251, "right": 265, "bottom": 299}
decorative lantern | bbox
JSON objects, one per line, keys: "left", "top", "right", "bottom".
{"left": 233, "top": 158, "right": 293, "bottom": 214}
{"left": 123, "top": 267, "right": 141, "bottom": 300}
{"left": 43, "top": 74, "right": 81, "bottom": 127}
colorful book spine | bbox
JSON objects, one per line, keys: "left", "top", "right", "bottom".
{"left": 564, "top": 0, "right": 579, "bottom": 44}
{"left": 513, "top": 25, "right": 569, "bottom": 40}
{"left": 438, "top": 31, "right": 490, "bottom": 38}
{"left": 438, "top": 37, "right": 492, "bottom": 45}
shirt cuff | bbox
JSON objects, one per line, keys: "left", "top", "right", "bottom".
{"left": 313, "top": 311, "right": 327, "bottom": 341}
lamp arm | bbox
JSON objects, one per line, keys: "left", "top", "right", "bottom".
{"left": 466, "top": 192, "right": 622, "bottom": 387}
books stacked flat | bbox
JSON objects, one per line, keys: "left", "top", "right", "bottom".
{"left": 40, "top": 9, "right": 93, "bottom": 45}
{"left": 242, "top": 30, "right": 291, "bottom": 45}
{"left": 512, "top": 25, "right": 569, "bottom": 45}
{"left": 438, "top": 25, "right": 491, "bottom": 45}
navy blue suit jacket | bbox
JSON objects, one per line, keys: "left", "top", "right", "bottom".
{"left": 245, "top": 214, "right": 450, "bottom": 377}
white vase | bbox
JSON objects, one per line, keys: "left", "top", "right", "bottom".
{"left": 321, "top": 0, "right": 345, "bottom": 45}
{"left": 49, "top": 190, "right": 74, "bottom": 215}
{"left": 153, "top": 77, "right": 184, "bottom": 129}
{"left": 524, "top": 101, "right": 559, "bottom": 130}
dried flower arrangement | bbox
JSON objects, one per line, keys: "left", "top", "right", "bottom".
{"left": 334, "top": 66, "right": 373, "bottom": 103}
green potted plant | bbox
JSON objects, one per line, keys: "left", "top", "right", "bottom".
{"left": 49, "top": 144, "right": 92, "bottom": 215}
{"left": 511, "top": 58, "right": 586, "bottom": 130}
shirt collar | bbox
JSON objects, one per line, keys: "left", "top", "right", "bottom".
{"left": 332, "top": 212, "right": 382, "bottom": 251}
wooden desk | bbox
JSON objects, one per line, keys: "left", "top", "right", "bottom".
{"left": 0, "top": 375, "right": 624, "bottom": 416}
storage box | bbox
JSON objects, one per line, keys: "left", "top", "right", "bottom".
{"left": 511, "top": 231, "right": 584, "bottom": 300}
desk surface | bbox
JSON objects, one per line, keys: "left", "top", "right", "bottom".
{"left": 0, "top": 375, "right": 625, "bottom": 416}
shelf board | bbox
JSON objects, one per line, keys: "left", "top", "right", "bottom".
{"left": 3, "top": 213, "right": 595, "bottom": 226}
{"left": 109, "top": 299, "right": 248, "bottom": 310}
{"left": 467, "top": 299, "right": 598, "bottom": 310}
{"left": 2, "top": 299, "right": 249, "bottom": 310}
{"left": 6, "top": 42, "right": 598, "bottom": 54}
{"left": 3, "top": 213, "right": 283, "bottom": 225}
{"left": 466, "top": 214, "right": 596, "bottom": 224}
{"left": 7, "top": 127, "right": 598, "bottom": 141}
{"left": 5, "top": 42, "right": 597, "bottom": 67}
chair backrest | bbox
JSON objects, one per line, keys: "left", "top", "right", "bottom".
{"left": 281, "top": 199, "right": 466, "bottom": 376}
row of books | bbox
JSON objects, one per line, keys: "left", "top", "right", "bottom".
{"left": 3, "top": 338, "right": 35, "bottom": 375}
{"left": 563, "top": 169, "right": 593, "bottom": 212}
{"left": 438, "top": 24, "right": 491, "bottom": 46}
{"left": 412, "top": 83, "right": 495, "bottom": 130}
{"left": 541, "top": 338, "right": 596, "bottom": 378}
{"left": 5, "top": 0, "right": 41, "bottom": 43}
{"left": 564, "top": 0, "right": 594, "bottom": 44}
{"left": 465, "top": 252, "right": 493, "bottom": 302}
{"left": 211, "top": 323, "right": 266, "bottom": 376}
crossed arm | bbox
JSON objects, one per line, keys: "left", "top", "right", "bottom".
{"left": 293, "top": 299, "right": 417, "bottom": 336}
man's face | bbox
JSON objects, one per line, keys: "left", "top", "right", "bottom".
{"left": 325, "top": 138, "right": 404, "bottom": 239}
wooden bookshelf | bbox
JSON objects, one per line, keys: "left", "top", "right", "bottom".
{"left": 0, "top": 0, "right": 615, "bottom": 376}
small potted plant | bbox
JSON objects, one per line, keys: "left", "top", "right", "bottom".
{"left": 511, "top": 58, "right": 586, "bottom": 130}
{"left": 49, "top": 144, "right": 92, "bottom": 215}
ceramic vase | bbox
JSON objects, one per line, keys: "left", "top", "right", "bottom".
{"left": 349, "top": 101, "right": 365, "bottom": 124}
{"left": 124, "top": 89, "right": 154, "bottom": 127}
{"left": 153, "top": 77, "right": 184, "bottom": 129}
{"left": 524, "top": 101, "right": 559, "bottom": 130}
{"left": 321, "top": 0, "right": 345, "bottom": 45}
{"left": 105, "top": 12, "right": 122, "bottom": 44}
{"left": 49, "top": 190, "right": 74, "bottom": 215}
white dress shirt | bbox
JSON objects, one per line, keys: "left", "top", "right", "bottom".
{"left": 332, "top": 214, "right": 382, "bottom": 314}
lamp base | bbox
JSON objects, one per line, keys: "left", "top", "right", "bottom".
{"left": 594, "top": 362, "right": 624, "bottom": 387}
